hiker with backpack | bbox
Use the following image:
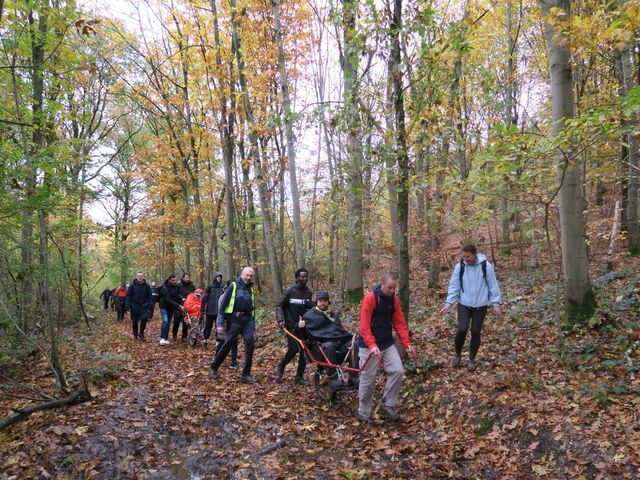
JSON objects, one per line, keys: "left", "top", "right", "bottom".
{"left": 358, "top": 273, "right": 414, "bottom": 423}
{"left": 439, "top": 244, "right": 502, "bottom": 372}
{"left": 200, "top": 273, "right": 237, "bottom": 364}
{"left": 208, "top": 267, "right": 257, "bottom": 384}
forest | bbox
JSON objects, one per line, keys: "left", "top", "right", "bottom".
{"left": 1, "top": 0, "right": 639, "bottom": 478}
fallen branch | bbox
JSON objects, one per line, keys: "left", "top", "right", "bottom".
{"left": 0, "top": 376, "right": 92, "bottom": 431}
{"left": 254, "top": 438, "right": 287, "bottom": 457}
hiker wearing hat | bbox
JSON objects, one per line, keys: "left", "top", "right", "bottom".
{"left": 276, "top": 268, "right": 314, "bottom": 385}
{"left": 299, "top": 291, "right": 359, "bottom": 389}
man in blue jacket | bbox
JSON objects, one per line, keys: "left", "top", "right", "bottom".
{"left": 439, "top": 244, "right": 502, "bottom": 371}
{"left": 125, "top": 272, "right": 153, "bottom": 341}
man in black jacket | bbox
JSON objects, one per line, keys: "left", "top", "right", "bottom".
{"left": 99, "top": 287, "right": 110, "bottom": 310}
{"left": 125, "top": 272, "right": 153, "bottom": 341}
{"left": 300, "top": 291, "right": 358, "bottom": 388}
{"left": 209, "top": 267, "right": 257, "bottom": 383}
{"left": 158, "top": 275, "right": 182, "bottom": 346}
{"left": 200, "top": 273, "right": 237, "bottom": 364}
{"left": 275, "top": 268, "right": 313, "bottom": 385}
{"left": 173, "top": 272, "right": 195, "bottom": 343}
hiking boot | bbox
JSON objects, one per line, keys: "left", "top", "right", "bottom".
{"left": 229, "top": 361, "right": 239, "bottom": 369}
{"left": 467, "top": 357, "right": 477, "bottom": 372}
{"left": 451, "top": 354, "right": 461, "bottom": 368}
{"left": 358, "top": 413, "right": 372, "bottom": 423}
{"left": 294, "top": 376, "right": 310, "bottom": 386}
{"left": 240, "top": 375, "right": 256, "bottom": 384}
{"left": 208, "top": 368, "right": 218, "bottom": 380}
{"left": 275, "top": 363, "right": 284, "bottom": 382}
{"left": 328, "top": 377, "right": 345, "bottom": 389}
{"left": 379, "top": 405, "right": 401, "bottom": 422}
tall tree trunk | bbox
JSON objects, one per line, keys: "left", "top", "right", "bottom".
{"left": 209, "top": 0, "right": 236, "bottom": 279}
{"left": 341, "top": 0, "right": 364, "bottom": 304}
{"left": 385, "top": 57, "right": 400, "bottom": 249}
{"left": 273, "top": 0, "right": 305, "bottom": 268}
{"left": 39, "top": 209, "right": 67, "bottom": 391}
{"left": 621, "top": 39, "right": 639, "bottom": 254}
{"left": 501, "top": 0, "right": 515, "bottom": 255}
{"left": 231, "top": 0, "right": 282, "bottom": 294}
{"left": 389, "top": 0, "right": 410, "bottom": 317}
{"left": 541, "top": 0, "right": 595, "bottom": 320}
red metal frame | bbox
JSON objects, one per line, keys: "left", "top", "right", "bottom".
{"left": 282, "top": 327, "right": 381, "bottom": 373}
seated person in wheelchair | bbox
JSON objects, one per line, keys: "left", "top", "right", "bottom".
{"left": 298, "top": 291, "right": 359, "bottom": 388}
{"left": 183, "top": 288, "right": 204, "bottom": 323}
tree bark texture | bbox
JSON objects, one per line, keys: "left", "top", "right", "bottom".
{"left": 541, "top": 0, "right": 595, "bottom": 320}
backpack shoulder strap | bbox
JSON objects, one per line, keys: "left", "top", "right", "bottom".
{"left": 459, "top": 260, "right": 465, "bottom": 293}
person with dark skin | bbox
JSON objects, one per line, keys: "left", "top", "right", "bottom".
{"left": 276, "top": 268, "right": 313, "bottom": 385}
{"left": 299, "top": 291, "right": 359, "bottom": 388}
{"left": 209, "top": 267, "right": 257, "bottom": 384}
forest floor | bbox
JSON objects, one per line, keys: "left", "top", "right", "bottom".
{"left": 1, "top": 263, "right": 640, "bottom": 479}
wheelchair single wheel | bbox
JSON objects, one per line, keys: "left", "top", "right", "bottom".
{"left": 314, "top": 369, "right": 337, "bottom": 402}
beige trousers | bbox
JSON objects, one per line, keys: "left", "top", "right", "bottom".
{"left": 357, "top": 344, "right": 404, "bottom": 418}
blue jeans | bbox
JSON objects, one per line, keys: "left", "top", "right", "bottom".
{"left": 160, "top": 307, "right": 176, "bottom": 340}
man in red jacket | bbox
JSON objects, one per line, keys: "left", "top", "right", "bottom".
{"left": 358, "top": 273, "right": 414, "bottom": 422}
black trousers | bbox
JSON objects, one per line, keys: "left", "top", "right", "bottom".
{"left": 211, "top": 318, "right": 254, "bottom": 376}
{"left": 279, "top": 335, "right": 306, "bottom": 378}
{"left": 318, "top": 339, "right": 357, "bottom": 376}
{"left": 206, "top": 314, "right": 238, "bottom": 363}
{"left": 455, "top": 304, "right": 487, "bottom": 357}
{"left": 131, "top": 311, "right": 148, "bottom": 339}
{"left": 172, "top": 309, "right": 188, "bottom": 339}
{"left": 115, "top": 301, "right": 126, "bottom": 322}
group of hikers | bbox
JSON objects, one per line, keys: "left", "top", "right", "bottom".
{"left": 100, "top": 244, "right": 502, "bottom": 422}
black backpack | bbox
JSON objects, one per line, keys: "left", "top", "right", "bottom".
{"left": 459, "top": 260, "right": 488, "bottom": 293}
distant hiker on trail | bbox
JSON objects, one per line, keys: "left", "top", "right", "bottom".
{"left": 276, "top": 268, "right": 313, "bottom": 385}
{"left": 125, "top": 272, "right": 153, "bottom": 341}
{"left": 109, "top": 288, "right": 116, "bottom": 310}
{"left": 439, "top": 244, "right": 502, "bottom": 372}
{"left": 299, "top": 291, "right": 359, "bottom": 389}
{"left": 149, "top": 281, "right": 159, "bottom": 319}
{"left": 358, "top": 273, "right": 414, "bottom": 423}
{"left": 113, "top": 282, "right": 127, "bottom": 322}
{"left": 200, "top": 273, "right": 237, "bottom": 364}
{"left": 173, "top": 273, "right": 195, "bottom": 343}
{"left": 100, "top": 287, "right": 110, "bottom": 310}
{"left": 158, "top": 274, "right": 183, "bottom": 346}
{"left": 209, "top": 267, "right": 257, "bottom": 384}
